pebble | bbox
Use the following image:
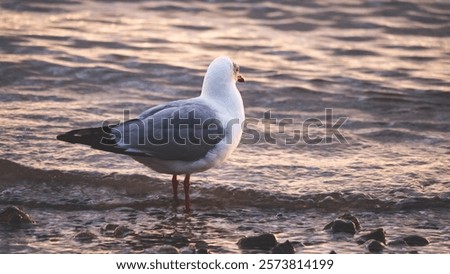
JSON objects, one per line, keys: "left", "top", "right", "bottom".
{"left": 103, "top": 224, "right": 120, "bottom": 231}
{"left": 271, "top": 240, "right": 295, "bottom": 254}
{"left": 196, "top": 248, "right": 209, "bottom": 254}
{"left": 330, "top": 219, "right": 357, "bottom": 234}
{"left": 366, "top": 239, "right": 385, "bottom": 253}
{"left": 195, "top": 241, "right": 208, "bottom": 249}
{"left": 147, "top": 245, "right": 179, "bottom": 254}
{"left": 74, "top": 231, "right": 97, "bottom": 242}
{"left": 178, "top": 243, "right": 210, "bottom": 254}
{"left": 338, "top": 213, "right": 361, "bottom": 230}
{"left": 388, "top": 239, "right": 407, "bottom": 247}
{"left": 237, "top": 233, "right": 278, "bottom": 250}
{"left": 113, "top": 225, "right": 134, "bottom": 238}
{"left": 195, "top": 241, "right": 210, "bottom": 254}
{"left": 0, "top": 206, "right": 35, "bottom": 225}
{"left": 357, "top": 228, "right": 386, "bottom": 244}
{"left": 324, "top": 213, "right": 360, "bottom": 235}
{"left": 403, "top": 235, "right": 429, "bottom": 246}
{"left": 179, "top": 245, "right": 196, "bottom": 254}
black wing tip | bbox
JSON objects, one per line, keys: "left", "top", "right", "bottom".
{"left": 55, "top": 127, "right": 146, "bottom": 157}
{"left": 56, "top": 127, "right": 108, "bottom": 145}
{"left": 56, "top": 131, "right": 74, "bottom": 143}
{"left": 56, "top": 126, "right": 122, "bottom": 148}
{"left": 56, "top": 128, "right": 84, "bottom": 143}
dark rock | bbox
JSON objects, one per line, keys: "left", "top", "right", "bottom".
{"left": 101, "top": 223, "right": 121, "bottom": 237}
{"left": 403, "top": 235, "right": 429, "bottom": 246}
{"left": 179, "top": 245, "right": 196, "bottom": 254}
{"left": 74, "top": 231, "right": 97, "bottom": 242}
{"left": 338, "top": 213, "right": 361, "bottom": 230}
{"left": 148, "top": 245, "right": 179, "bottom": 254}
{"left": 409, "top": 250, "right": 419, "bottom": 254}
{"left": 103, "top": 224, "right": 120, "bottom": 231}
{"left": 271, "top": 240, "right": 295, "bottom": 254}
{"left": 329, "top": 250, "right": 337, "bottom": 254}
{"left": 195, "top": 241, "right": 208, "bottom": 249}
{"left": 388, "top": 239, "right": 407, "bottom": 247}
{"left": 0, "top": 206, "right": 35, "bottom": 225}
{"left": 196, "top": 248, "right": 209, "bottom": 254}
{"left": 195, "top": 240, "right": 209, "bottom": 254}
{"left": 237, "top": 233, "right": 278, "bottom": 250}
{"left": 113, "top": 225, "right": 134, "bottom": 238}
{"left": 291, "top": 240, "right": 305, "bottom": 247}
{"left": 324, "top": 221, "right": 334, "bottom": 230}
{"left": 331, "top": 219, "right": 357, "bottom": 234}
{"left": 357, "top": 228, "right": 386, "bottom": 244}
{"left": 324, "top": 214, "right": 360, "bottom": 234}
{"left": 366, "top": 239, "right": 385, "bottom": 253}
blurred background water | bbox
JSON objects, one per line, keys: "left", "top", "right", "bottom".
{"left": 0, "top": 0, "right": 449, "bottom": 253}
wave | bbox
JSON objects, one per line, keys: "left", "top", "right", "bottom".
{"left": 358, "top": 129, "right": 443, "bottom": 143}
{"left": 0, "top": 158, "right": 162, "bottom": 187}
{"left": 1, "top": 159, "right": 449, "bottom": 212}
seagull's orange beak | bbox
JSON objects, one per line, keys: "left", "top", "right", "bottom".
{"left": 237, "top": 74, "right": 245, "bottom": 83}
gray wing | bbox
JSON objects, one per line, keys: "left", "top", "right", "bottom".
{"left": 112, "top": 100, "right": 224, "bottom": 161}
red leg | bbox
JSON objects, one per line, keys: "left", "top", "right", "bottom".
{"left": 172, "top": 175, "right": 178, "bottom": 199}
{"left": 183, "top": 174, "right": 191, "bottom": 210}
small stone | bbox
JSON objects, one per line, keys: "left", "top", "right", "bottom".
{"left": 195, "top": 240, "right": 209, "bottom": 253}
{"left": 195, "top": 241, "right": 208, "bottom": 249}
{"left": 196, "top": 248, "right": 209, "bottom": 254}
{"left": 331, "top": 219, "right": 356, "bottom": 234}
{"left": 104, "top": 224, "right": 119, "bottom": 231}
{"left": 366, "top": 239, "right": 385, "bottom": 253}
{"left": 388, "top": 239, "right": 407, "bottom": 247}
{"left": 113, "top": 225, "right": 133, "bottom": 238}
{"left": 148, "top": 245, "right": 179, "bottom": 254}
{"left": 329, "top": 250, "right": 337, "bottom": 254}
{"left": 0, "top": 206, "right": 35, "bottom": 225}
{"left": 338, "top": 213, "right": 361, "bottom": 230}
{"left": 324, "top": 221, "right": 334, "bottom": 230}
{"left": 357, "top": 228, "right": 386, "bottom": 244}
{"left": 403, "top": 235, "right": 429, "bottom": 246}
{"left": 237, "top": 233, "right": 278, "bottom": 250}
{"left": 74, "top": 231, "right": 97, "bottom": 242}
{"left": 271, "top": 240, "right": 295, "bottom": 254}
{"left": 179, "top": 245, "right": 196, "bottom": 254}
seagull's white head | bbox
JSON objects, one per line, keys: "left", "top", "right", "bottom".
{"left": 208, "top": 56, "right": 245, "bottom": 83}
{"left": 201, "top": 56, "right": 245, "bottom": 97}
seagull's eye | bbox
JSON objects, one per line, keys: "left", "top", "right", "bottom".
{"left": 233, "top": 63, "right": 239, "bottom": 73}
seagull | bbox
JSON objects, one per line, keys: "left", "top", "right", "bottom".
{"left": 57, "top": 56, "right": 245, "bottom": 211}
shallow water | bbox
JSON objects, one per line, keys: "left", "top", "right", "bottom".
{"left": 1, "top": 0, "right": 450, "bottom": 253}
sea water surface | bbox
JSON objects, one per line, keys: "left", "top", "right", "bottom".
{"left": 0, "top": 0, "right": 449, "bottom": 253}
